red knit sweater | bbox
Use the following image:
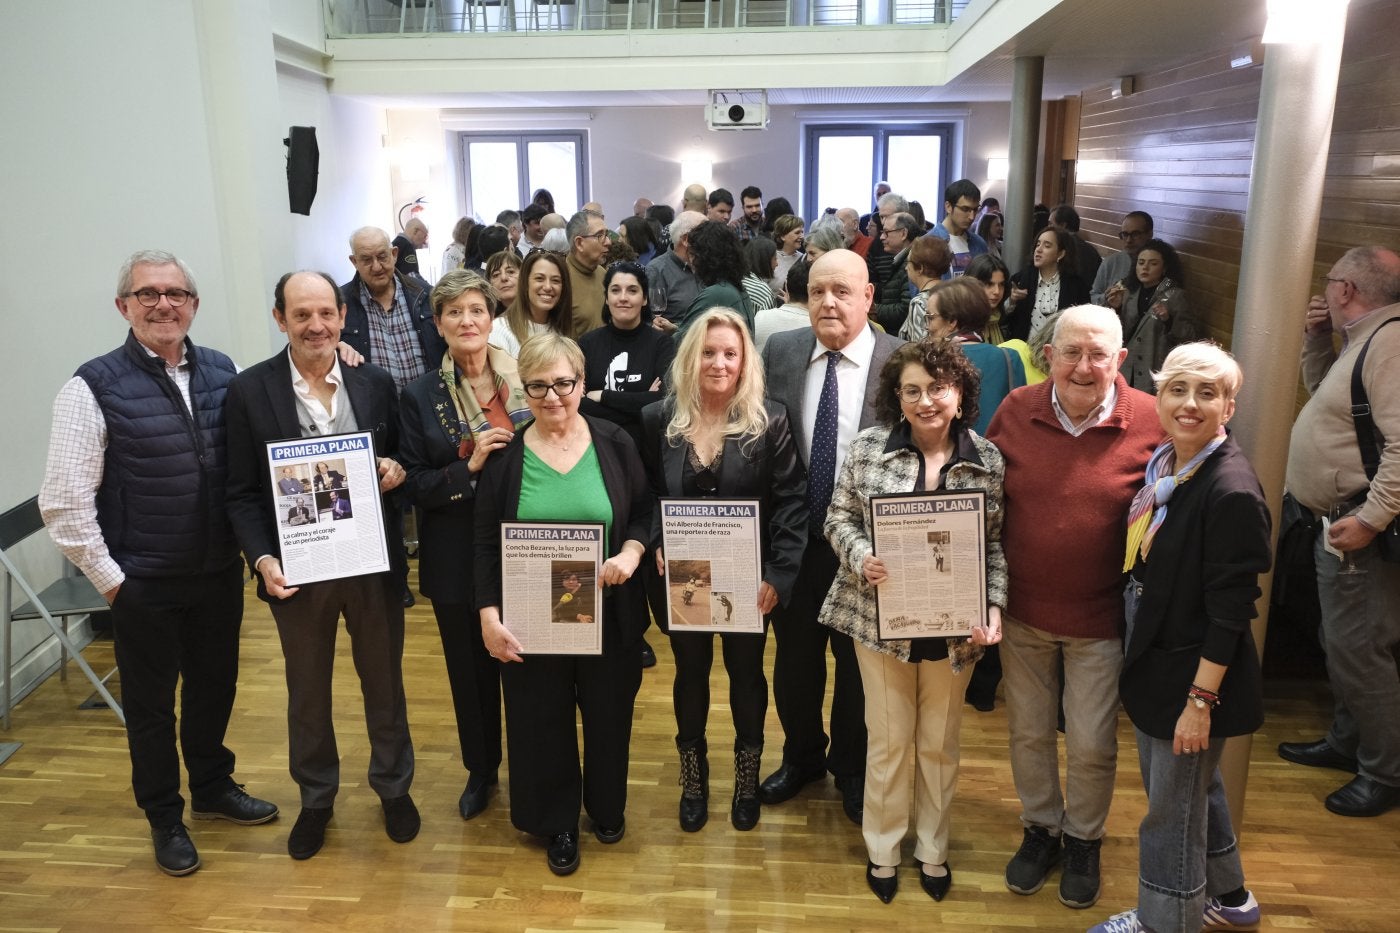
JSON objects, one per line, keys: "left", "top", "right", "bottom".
{"left": 985, "top": 376, "right": 1163, "bottom": 639}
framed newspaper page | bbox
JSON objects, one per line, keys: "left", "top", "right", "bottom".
{"left": 499, "top": 521, "right": 605, "bottom": 655}
{"left": 266, "top": 431, "right": 389, "bottom": 587}
{"left": 659, "top": 498, "right": 764, "bottom": 634}
{"left": 869, "top": 489, "right": 987, "bottom": 640}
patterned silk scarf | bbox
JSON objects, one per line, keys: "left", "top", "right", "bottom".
{"left": 1122, "top": 433, "right": 1226, "bottom": 571}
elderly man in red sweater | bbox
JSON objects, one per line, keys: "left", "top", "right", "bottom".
{"left": 985, "top": 304, "right": 1162, "bottom": 913}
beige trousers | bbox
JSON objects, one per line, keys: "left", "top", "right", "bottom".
{"left": 855, "top": 640, "right": 969, "bottom": 868}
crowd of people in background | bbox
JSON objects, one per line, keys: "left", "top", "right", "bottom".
{"left": 35, "top": 169, "right": 1400, "bottom": 933}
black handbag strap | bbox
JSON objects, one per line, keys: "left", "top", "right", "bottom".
{"left": 1349, "top": 316, "right": 1400, "bottom": 480}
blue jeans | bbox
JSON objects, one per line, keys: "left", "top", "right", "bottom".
{"left": 1315, "top": 533, "right": 1400, "bottom": 786}
{"left": 1135, "top": 732, "right": 1246, "bottom": 933}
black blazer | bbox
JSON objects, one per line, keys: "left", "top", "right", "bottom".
{"left": 225, "top": 350, "right": 403, "bottom": 603}
{"left": 1003, "top": 268, "right": 1091, "bottom": 342}
{"left": 473, "top": 415, "right": 654, "bottom": 645}
{"left": 398, "top": 371, "right": 490, "bottom": 604}
{"left": 638, "top": 398, "right": 809, "bottom": 607}
{"left": 1119, "top": 436, "right": 1272, "bottom": 739}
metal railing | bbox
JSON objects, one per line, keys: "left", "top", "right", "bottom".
{"left": 325, "top": 0, "right": 967, "bottom": 34}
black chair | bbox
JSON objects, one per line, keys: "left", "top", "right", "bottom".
{"left": 1, "top": 496, "right": 123, "bottom": 730}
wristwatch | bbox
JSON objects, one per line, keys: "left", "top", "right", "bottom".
{"left": 1190, "top": 695, "right": 1209, "bottom": 710}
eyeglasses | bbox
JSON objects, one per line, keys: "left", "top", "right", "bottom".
{"left": 124, "top": 288, "right": 194, "bottom": 308}
{"left": 1324, "top": 276, "right": 1353, "bottom": 289}
{"left": 1118, "top": 229, "right": 1149, "bottom": 241}
{"left": 1054, "top": 346, "right": 1115, "bottom": 368}
{"left": 523, "top": 378, "right": 580, "bottom": 399}
{"left": 897, "top": 384, "right": 953, "bottom": 403}
{"left": 951, "top": 203, "right": 978, "bottom": 215}
{"left": 582, "top": 229, "right": 610, "bottom": 243}
{"left": 355, "top": 252, "right": 394, "bottom": 268}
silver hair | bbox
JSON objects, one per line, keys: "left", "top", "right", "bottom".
{"left": 1336, "top": 246, "right": 1400, "bottom": 306}
{"left": 877, "top": 192, "right": 910, "bottom": 213}
{"left": 540, "top": 228, "right": 570, "bottom": 252}
{"left": 670, "top": 210, "right": 705, "bottom": 243}
{"left": 1052, "top": 304, "right": 1124, "bottom": 351}
{"left": 565, "top": 209, "right": 605, "bottom": 244}
{"left": 117, "top": 250, "right": 197, "bottom": 298}
{"left": 348, "top": 226, "right": 391, "bottom": 252}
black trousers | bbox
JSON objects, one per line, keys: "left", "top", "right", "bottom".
{"left": 270, "top": 574, "right": 414, "bottom": 808}
{"left": 768, "top": 531, "right": 867, "bottom": 777}
{"left": 500, "top": 616, "right": 643, "bottom": 836}
{"left": 670, "top": 627, "right": 768, "bottom": 748}
{"left": 431, "top": 600, "right": 502, "bottom": 777}
{"left": 109, "top": 564, "right": 244, "bottom": 827}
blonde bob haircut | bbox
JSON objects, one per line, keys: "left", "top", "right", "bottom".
{"left": 516, "top": 331, "right": 585, "bottom": 385}
{"left": 1152, "top": 340, "right": 1243, "bottom": 401}
{"left": 665, "top": 308, "right": 769, "bottom": 453}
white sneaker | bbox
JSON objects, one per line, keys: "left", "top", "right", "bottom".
{"left": 1203, "top": 890, "right": 1261, "bottom": 930}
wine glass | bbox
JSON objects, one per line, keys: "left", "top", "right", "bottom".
{"left": 1328, "top": 503, "right": 1364, "bottom": 575}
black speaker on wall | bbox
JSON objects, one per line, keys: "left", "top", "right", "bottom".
{"left": 285, "top": 126, "right": 319, "bottom": 216}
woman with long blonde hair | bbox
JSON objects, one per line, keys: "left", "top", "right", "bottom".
{"left": 639, "top": 308, "right": 807, "bottom": 833}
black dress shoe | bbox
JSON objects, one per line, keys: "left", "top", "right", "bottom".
{"left": 866, "top": 862, "right": 897, "bottom": 903}
{"left": 835, "top": 774, "right": 864, "bottom": 825}
{"left": 593, "top": 817, "right": 625, "bottom": 844}
{"left": 382, "top": 795, "right": 421, "bottom": 843}
{"left": 640, "top": 640, "right": 657, "bottom": 668}
{"left": 966, "top": 690, "right": 996, "bottom": 712}
{"left": 1278, "top": 739, "right": 1359, "bottom": 773}
{"left": 548, "top": 832, "right": 580, "bottom": 875}
{"left": 758, "top": 763, "right": 825, "bottom": 805}
{"left": 287, "top": 806, "right": 333, "bottom": 860}
{"left": 151, "top": 824, "right": 200, "bottom": 876}
{"left": 459, "top": 772, "right": 496, "bottom": 820}
{"left": 919, "top": 861, "right": 952, "bottom": 901}
{"left": 402, "top": 589, "right": 417, "bottom": 608}
{"left": 191, "top": 784, "right": 279, "bottom": 825}
{"left": 1324, "top": 775, "right": 1400, "bottom": 817}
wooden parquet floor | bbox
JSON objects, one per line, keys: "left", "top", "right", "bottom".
{"left": 1, "top": 569, "right": 1396, "bottom": 932}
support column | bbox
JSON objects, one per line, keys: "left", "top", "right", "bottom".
{"left": 1223, "top": 5, "right": 1351, "bottom": 832}
{"left": 1003, "top": 57, "right": 1043, "bottom": 274}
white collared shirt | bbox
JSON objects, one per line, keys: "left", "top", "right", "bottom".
{"left": 1050, "top": 380, "right": 1118, "bottom": 436}
{"left": 288, "top": 347, "right": 346, "bottom": 436}
{"left": 800, "top": 324, "right": 877, "bottom": 478}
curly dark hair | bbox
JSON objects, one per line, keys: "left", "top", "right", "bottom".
{"left": 874, "top": 339, "right": 981, "bottom": 430}
{"left": 687, "top": 220, "right": 746, "bottom": 289}
{"left": 1135, "top": 238, "right": 1187, "bottom": 287}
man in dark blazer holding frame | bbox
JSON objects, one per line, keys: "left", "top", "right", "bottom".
{"left": 225, "top": 270, "right": 417, "bottom": 861}
{"left": 758, "top": 249, "right": 905, "bottom": 823}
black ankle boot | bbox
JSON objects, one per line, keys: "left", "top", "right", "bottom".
{"left": 732, "top": 742, "right": 762, "bottom": 831}
{"left": 677, "top": 737, "right": 709, "bottom": 832}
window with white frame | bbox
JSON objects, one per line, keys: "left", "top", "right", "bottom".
{"left": 804, "top": 123, "right": 955, "bottom": 223}
{"left": 460, "top": 132, "right": 588, "bottom": 222}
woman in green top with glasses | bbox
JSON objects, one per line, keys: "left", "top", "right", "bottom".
{"left": 474, "top": 332, "right": 653, "bottom": 879}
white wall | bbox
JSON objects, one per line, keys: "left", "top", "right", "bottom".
{"left": 279, "top": 71, "right": 393, "bottom": 280}
{"left": 384, "top": 101, "right": 1015, "bottom": 239}
{"left": 0, "top": 0, "right": 390, "bottom": 710}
